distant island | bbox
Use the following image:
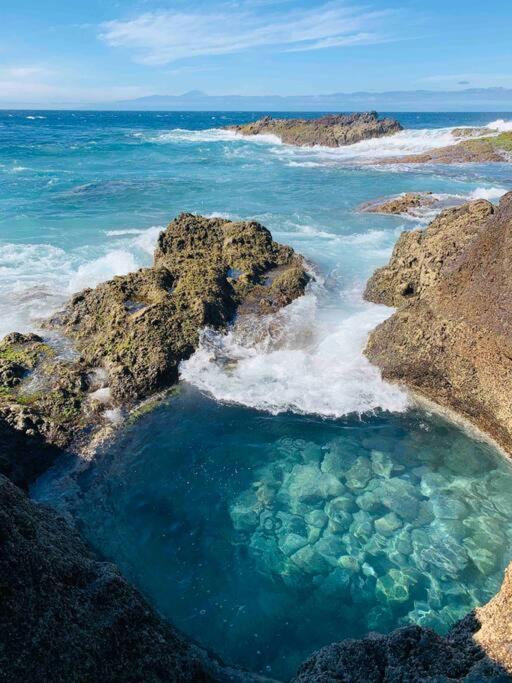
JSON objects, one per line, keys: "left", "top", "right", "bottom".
{"left": 3, "top": 87, "right": 512, "bottom": 112}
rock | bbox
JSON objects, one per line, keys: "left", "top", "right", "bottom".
{"left": 304, "top": 509, "right": 328, "bottom": 529}
{"left": 364, "top": 200, "right": 493, "bottom": 307}
{"left": 374, "top": 511, "right": 402, "bottom": 536}
{"left": 52, "top": 214, "right": 309, "bottom": 403}
{"left": 345, "top": 456, "right": 372, "bottom": 491}
{"left": 364, "top": 193, "right": 512, "bottom": 456}
{"left": 372, "top": 477, "right": 420, "bottom": 521}
{"left": 362, "top": 192, "right": 439, "bottom": 216}
{"left": 0, "top": 475, "right": 269, "bottom": 683}
{"left": 382, "top": 131, "right": 512, "bottom": 164}
{"left": 375, "top": 570, "right": 410, "bottom": 605}
{"left": 370, "top": 450, "right": 394, "bottom": 478}
{"left": 325, "top": 498, "right": 353, "bottom": 530}
{"left": 290, "top": 544, "right": 331, "bottom": 575}
{"left": 314, "top": 533, "right": 346, "bottom": 567}
{"left": 278, "top": 532, "right": 309, "bottom": 557}
{"left": 338, "top": 555, "right": 360, "bottom": 574}
{"left": 349, "top": 510, "right": 374, "bottom": 541}
{"left": 287, "top": 463, "right": 345, "bottom": 503}
{"left": 227, "top": 112, "right": 402, "bottom": 147}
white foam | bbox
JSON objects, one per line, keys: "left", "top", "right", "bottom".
{"left": 468, "top": 186, "right": 508, "bottom": 200}
{"left": 143, "top": 128, "right": 282, "bottom": 146}
{"left": 68, "top": 250, "right": 138, "bottom": 293}
{"left": 0, "top": 224, "right": 163, "bottom": 339}
{"left": 486, "top": 119, "right": 512, "bottom": 133}
{"left": 181, "top": 288, "right": 408, "bottom": 418}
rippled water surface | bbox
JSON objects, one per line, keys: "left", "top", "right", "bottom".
{"left": 10, "top": 110, "right": 512, "bottom": 679}
{"left": 35, "top": 389, "right": 512, "bottom": 679}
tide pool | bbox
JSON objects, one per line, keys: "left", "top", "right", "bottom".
{"left": 8, "top": 109, "right": 512, "bottom": 679}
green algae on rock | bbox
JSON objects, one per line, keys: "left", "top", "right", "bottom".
{"left": 227, "top": 112, "right": 403, "bottom": 147}
{"left": 0, "top": 214, "right": 309, "bottom": 483}
{"left": 384, "top": 131, "right": 512, "bottom": 164}
{"left": 51, "top": 213, "right": 309, "bottom": 402}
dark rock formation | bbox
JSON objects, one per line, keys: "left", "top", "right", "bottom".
{"left": 364, "top": 192, "right": 512, "bottom": 460}
{"left": 362, "top": 192, "right": 439, "bottom": 216}
{"left": 0, "top": 473, "right": 274, "bottom": 683}
{"left": 383, "top": 132, "right": 512, "bottom": 164}
{"left": 292, "top": 613, "right": 511, "bottom": 682}
{"left": 227, "top": 113, "right": 402, "bottom": 147}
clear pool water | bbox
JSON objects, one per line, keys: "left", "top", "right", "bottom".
{"left": 10, "top": 109, "right": 511, "bottom": 679}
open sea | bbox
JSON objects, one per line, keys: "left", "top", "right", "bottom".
{"left": 4, "top": 109, "right": 512, "bottom": 680}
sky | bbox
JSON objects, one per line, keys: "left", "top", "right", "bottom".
{"left": 0, "top": 0, "right": 511, "bottom": 105}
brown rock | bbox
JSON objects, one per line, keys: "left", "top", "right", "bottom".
{"left": 227, "top": 112, "right": 402, "bottom": 147}
{"left": 364, "top": 191, "right": 512, "bottom": 455}
{"left": 364, "top": 200, "right": 494, "bottom": 307}
{"left": 383, "top": 132, "right": 512, "bottom": 164}
{"left": 362, "top": 192, "right": 438, "bottom": 216}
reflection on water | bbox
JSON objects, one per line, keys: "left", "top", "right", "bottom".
{"left": 33, "top": 388, "right": 512, "bottom": 680}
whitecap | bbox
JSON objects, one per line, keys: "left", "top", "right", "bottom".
{"left": 486, "top": 119, "right": 512, "bottom": 133}
{"left": 180, "top": 286, "right": 408, "bottom": 418}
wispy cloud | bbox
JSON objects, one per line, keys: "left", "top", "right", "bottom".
{"left": 99, "top": 2, "right": 396, "bottom": 65}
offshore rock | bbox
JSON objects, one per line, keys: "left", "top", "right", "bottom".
{"left": 362, "top": 192, "right": 439, "bottom": 216}
{"left": 0, "top": 474, "right": 273, "bottom": 683}
{"left": 364, "top": 193, "right": 512, "bottom": 454}
{"left": 227, "top": 112, "right": 403, "bottom": 148}
{"left": 0, "top": 214, "right": 309, "bottom": 483}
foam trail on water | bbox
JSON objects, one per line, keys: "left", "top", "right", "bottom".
{"left": 181, "top": 288, "right": 408, "bottom": 418}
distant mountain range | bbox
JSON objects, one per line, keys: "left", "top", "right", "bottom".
{"left": 114, "top": 88, "right": 512, "bottom": 112}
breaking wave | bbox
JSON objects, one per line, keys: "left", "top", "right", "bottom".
{"left": 180, "top": 287, "right": 408, "bottom": 418}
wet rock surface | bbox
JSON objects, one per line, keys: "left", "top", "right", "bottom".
{"left": 0, "top": 473, "right": 273, "bottom": 683}
{"left": 227, "top": 112, "right": 403, "bottom": 147}
{"left": 364, "top": 199, "right": 494, "bottom": 307}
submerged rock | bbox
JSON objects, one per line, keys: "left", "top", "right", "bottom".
{"left": 227, "top": 112, "right": 403, "bottom": 147}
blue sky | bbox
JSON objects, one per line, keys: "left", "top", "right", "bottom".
{"left": 0, "top": 0, "right": 510, "bottom": 104}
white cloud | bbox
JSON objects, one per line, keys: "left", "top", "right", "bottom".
{"left": 99, "top": 2, "right": 394, "bottom": 65}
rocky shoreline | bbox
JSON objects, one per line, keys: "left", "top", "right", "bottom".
{"left": 227, "top": 112, "right": 402, "bottom": 147}
{"left": 3, "top": 194, "right": 512, "bottom": 680}
{"left": 383, "top": 131, "right": 512, "bottom": 164}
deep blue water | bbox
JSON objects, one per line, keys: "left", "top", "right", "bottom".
{"left": 6, "top": 109, "right": 511, "bottom": 679}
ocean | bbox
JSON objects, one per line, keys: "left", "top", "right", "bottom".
{"left": 5, "top": 109, "right": 512, "bottom": 679}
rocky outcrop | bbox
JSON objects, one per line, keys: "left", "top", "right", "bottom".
{"left": 384, "top": 132, "right": 512, "bottom": 164}
{"left": 292, "top": 611, "right": 511, "bottom": 682}
{"left": 51, "top": 213, "right": 308, "bottom": 402}
{"left": 0, "top": 473, "right": 273, "bottom": 683}
{"left": 364, "top": 192, "right": 512, "bottom": 459}
{"left": 0, "top": 214, "right": 309, "bottom": 483}
{"left": 362, "top": 192, "right": 439, "bottom": 216}
{"left": 364, "top": 199, "right": 494, "bottom": 307}
{"left": 227, "top": 112, "right": 402, "bottom": 147}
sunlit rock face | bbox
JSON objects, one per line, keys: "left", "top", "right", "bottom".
{"left": 230, "top": 432, "right": 512, "bottom": 635}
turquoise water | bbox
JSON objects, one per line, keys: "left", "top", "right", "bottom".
{"left": 7, "top": 110, "right": 512, "bottom": 679}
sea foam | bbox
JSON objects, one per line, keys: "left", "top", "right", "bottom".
{"left": 180, "top": 286, "right": 408, "bottom": 418}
